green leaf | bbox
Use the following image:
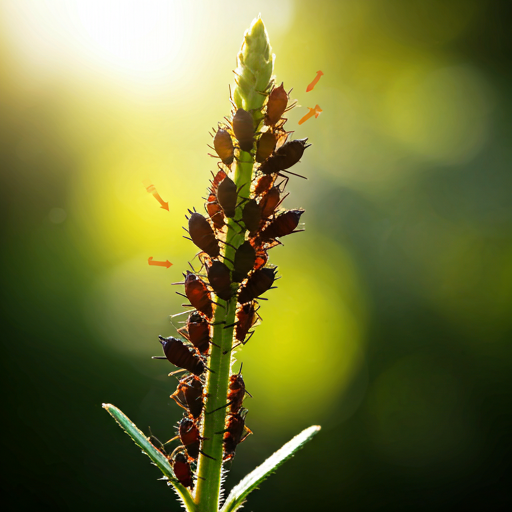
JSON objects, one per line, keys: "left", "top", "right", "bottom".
{"left": 102, "top": 403, "right": 196, "bottom": 512}
{"left": 220, "top": 425, "right": 321, "bottom": 512}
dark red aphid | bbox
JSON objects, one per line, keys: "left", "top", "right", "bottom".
{"left": 213, "top": 128, "right": 234, "bottom": 167}
{"left": 259, "top": 186, "right": 281, "bottom": 220}
{"left": 178, "top": 311, "right": 210, "bottom": 355}
{"left": 242, "top": 199, "right": 262, "bottom": 235}
{"left": 237, "top": 267, "right": 277, "bottom": 304}
{"left": 172, "top": 451, "right": 194, "bottom": 489}
{"left": 188, "top": 212, "right": 220, "bottom": 258}
{"left": 223, "top": 410, "right": 252, "bottom": 461}
{"left": 217, "top": 176, "right": 237, "bottom": 218}
{"left": 227, "top": 369, "right": 246, "bottom": 413}
{"left": 184, "top": 271, "right": 213, "bottom": 319}
{"left": 235, "top": 302, "right": 259, "bottom": 345}
{"left": 206, "top": 192, "right": 225, "bottom": 231}
{"left": 259, "top": 138, "right": 310, "bottom": 175}
{"left": 265, "top": 83, "right": 288, "bottom": 126}
{"left": 233, "top": 241, "right": 256, "bottom": 283}
{"left": 211, "top": 168, "right": 228, "bottom": 193}
{"left": 207, "top": 260, "right": 232, "bottom": 301}
{"left": 256, "top": 130, "right": 277, "bottom": 163}
{"left": 179, "top": 416, "right": 201, "bottom": 460}
{"left": 253, "top": 174, "right": 274, "bottom": 196}
{"left": 154, "top": 336, "right": 205, "bottom": 376}
{"left": 232, "top": 108, "right": 254, "bottom": 153}
{"left": 259, "top": 209, "right": 304, "bottom": 242}
{"left": 171, "top": 375, "right": 204, "bottom": 419}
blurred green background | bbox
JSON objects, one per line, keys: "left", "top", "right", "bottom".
{"left": 1, "top": 0, "right": 511, "bottom": 510}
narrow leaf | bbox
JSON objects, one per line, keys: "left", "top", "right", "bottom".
{"left": 102, "top": 403, "right": 196, "bottom": 512}
{"left": 221, "top": 425, "right": 321, "bottom": 512}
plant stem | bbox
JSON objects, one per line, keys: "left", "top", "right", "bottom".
{"left": 195, "top": 152, "right": 254, "bottom": 512}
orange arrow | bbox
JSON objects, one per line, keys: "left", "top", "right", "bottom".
{"left": 148, "top": 257, "right": 172, "bottom": 268}
{"left": 298, "top": 104, "right": 322, "bottom": 125}
{"left": 306, "top": 70, "right": 324, "bottom": 92}
{"left": 144, "top": 182, "right": 169, "bottom": 211}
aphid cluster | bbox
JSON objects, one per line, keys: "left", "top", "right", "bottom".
{"left": 151, "top": 81, "right": 308, "bottom": 489}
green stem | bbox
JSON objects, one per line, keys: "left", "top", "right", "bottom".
{"left": 195, "top": 152, "right": 254, "bottom": 512}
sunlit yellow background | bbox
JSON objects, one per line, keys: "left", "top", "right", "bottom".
{"left": 1, "top": 1, "right": 511, "bottom": 510}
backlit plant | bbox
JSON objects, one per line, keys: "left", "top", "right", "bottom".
{"left": 103, "top": 17, "right": 320, "bottom": 512}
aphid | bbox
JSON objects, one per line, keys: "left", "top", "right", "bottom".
{"left": 259, "top": 138, "right": 310, "bottom": 176}
{"left": 206, "top": 260, "right": 232, "bottom": 301}
{"left": 206, "top": 192, "right": 225, "bottom": 231}
{"left": 177, "top": 311, "right": 210, "bottom": 355}
{"left": 217, "top": 176, "right": 237, "bottom": 218}
{"left": 259, "top": 209, "right": 304, "bottom": 242}
{"left": 265, "top": 83, "right": 288, "bottom": 126}
{"left": 235, "top": 302, "right": 260, "bottom": 345}
{"left": 179, "top": 416, "right": 201, "bottom": 460}
{"left": 253, "top": 247, "right": 268, "bottom": 270}
{"left": 171, "top": 375, "right": 204, "bottom": 419}
{"left": 232, "top": 241, "right": 256, "bottom": 283}
{"left": 188, "top": 212, "right": 220, "bottom": 258}
{"left": 223, "top": 410, "right": 252, "bottom": 461}
{"left": 256, "top": 130, "right": 277, "bottom": 163}
{"left": 211, "top": 168, "right": 228, "bottom": 193}
{"left": 153, "top": 336, "right": 205, "bottom": 376}
{"left": 172, "top": 451, "right": 194, "bottom": 489}
{"left": 232, "top": 108, "right": 254, "bottom": 153}
{"left": 213, "top": 128, "right": 234, "bottom": 167}
{"left": 227, "top": 369, "right": 247, "bottom": 413}
{"left": 237, "top": 267, "right": 277, "bottom": 304}
{"left": 253, "top": 174, "right": 274, "bottom": 196}
{"left": 241, "top": 199, "right": 262, "bottom": 235}
{"left": 259, "top": 186, "right": 281, "bottom": 220}
{"left": 184, "top": 271, "right": 213, "bottom": 319}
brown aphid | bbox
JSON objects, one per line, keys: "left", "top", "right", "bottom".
{"left": 213, "top": 128, "right": 234, "bottom": 167}
{"left": 238, "top": 267, "right": 277, "bottom": 304}
{"left": 256, "top": 130, "right": 277, "bottom": 163}
{"left": 259, "top": 138, "right": 310, "bottom": 175}
{"left": 206, "top": 192, "right": 225, "bottom": 231}
{"left": 188, "top": 212, "right": 220, "bottom": 258}
{"left": 227, "top": 369, "right": 246, "bottom": 413}
{"left": 179, "top": 416, "right": 201, "bottom": 460}
{"left": 259, "top": 186, "right": 281, "bottom": 220}
{"left": 223, "top": 410, "right": 252, "bottom": 461}
{"left": 178, "top": 311, "right": 210, "bottom": 355}
{"left": 235, "top": 302, "right": 259, "bottom": 345}
{"left": 207, "top": 260, "right": 232, "bottom": 301}
{"left": 253, "top": 174, "right": 274, "bottom": 196}
{"left": 233, "top": 241, "right": 256, "bottom": 283}
{"left": 184, "top": 271, "right": 213, "bottom": 318}
{"left": 242, "top": 199, "right": 262, "bottom": 235}
{"left": 171, "top": 375, "right": 204, "bottom": 419}
{"left": 259, "top": 209, "right": 304, "bottom": 242}
{"left": 232, "top": 108, "right": 254, "bottom": 153}
{"left": 172, "top": 451, "right": 194, "bottom": 489}
{"left": 265, "top": 83, "right": 288, "bottom": 126}
{"left": 217, "top": 176, "right": 237, "bottom": 218}
{"left": 154, "top": 336, "right": 205, "bottom": 376}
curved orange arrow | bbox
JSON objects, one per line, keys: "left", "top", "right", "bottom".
{"left": 306, "top": 70, "right": 324, "bottom": 92}
{"left": 298, "top": 104, "right": 322, "bottom": 125}
{"left": 148, "top": 257, "right": 172, "bottom": 268}
{"left": 144, "top": 182, "right": 169, "bottom": 211}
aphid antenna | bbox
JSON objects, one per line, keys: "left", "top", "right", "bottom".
{"left": 170, "top": 309, "right": 195, "bottom": 319}
{"left": 169, "top": 444, "right": 185, "bottom": 458}
{"left": 168, "top": 368, "right": 188, "bottom": 377}
{"left": 281, "top": 169, "right": 307, "bottom": 180}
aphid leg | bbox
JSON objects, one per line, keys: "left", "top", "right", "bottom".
{"left": 205, "top": 400, "right": 233, "bottom": 415}
{"left": 151, "top": 356, "right": 167, "bottom": 360}
{"left": 198, "top": 449, "right": 216, "bottom": 461}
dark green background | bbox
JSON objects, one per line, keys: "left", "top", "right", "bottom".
{"left": 1, "top": 1, "right": 511, "bottom": 510}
